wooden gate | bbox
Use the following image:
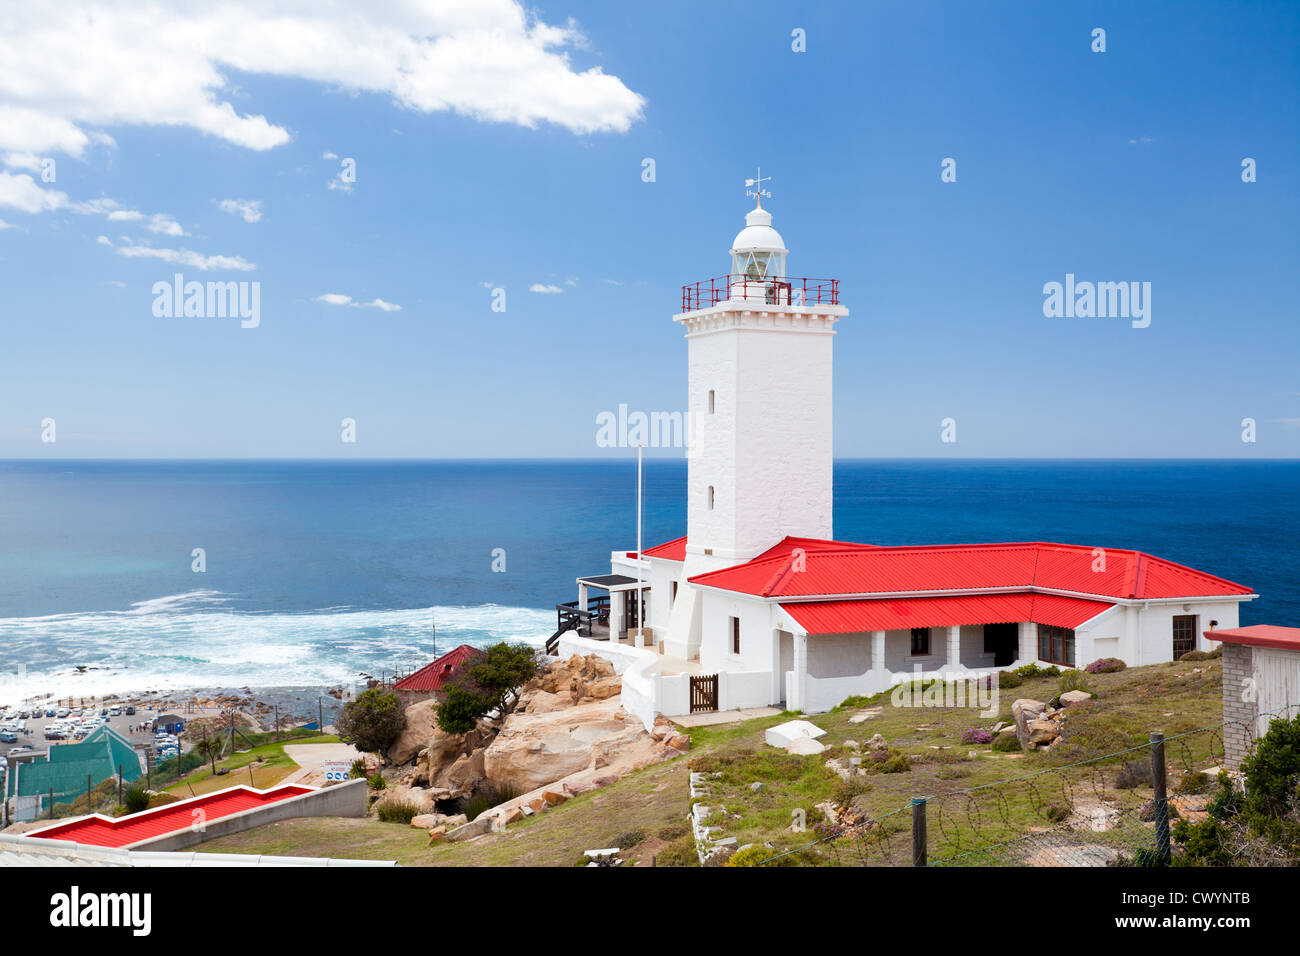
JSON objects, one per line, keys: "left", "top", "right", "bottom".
{"left": 690, "top": 674, "right": 718, "bottom": 713}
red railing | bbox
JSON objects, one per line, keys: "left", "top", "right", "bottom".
{"left": 680, "top": 274, "right": 839, "bottom": 312}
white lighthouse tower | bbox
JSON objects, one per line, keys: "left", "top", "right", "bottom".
{"left": 662, "top": 172, "right": 849, "bottom": 660}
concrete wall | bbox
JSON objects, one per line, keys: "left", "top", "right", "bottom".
{"left": 132, "top": 779, "right": 369, "bottom": 852}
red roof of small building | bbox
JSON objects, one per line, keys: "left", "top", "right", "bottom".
{"left": 1204, "top": 625, "right": 1300, "bottom": 651}
{"left": 782, "top": 592, "right": 1113, "bottom": 636}
{"left": 642, "top": 536, "right": 687, "bottom": 561}
{"left": 690, "top": 538, "right": 1253, "bottom": 602}
{"left": 394, "top": 644, "right": 483, "bottom": 693}
{"left": 27, "top": 784, "right": 313, "bottom": 849}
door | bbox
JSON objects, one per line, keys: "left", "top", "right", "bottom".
{"left": 1172, "top": 615, "right": 1197, "bottom": 659}
{"left": 984, "top": 623, "right": 1018, "bottom": 667}
{"left": 1253, "top": 649, "right": 1300, "bottom": 737}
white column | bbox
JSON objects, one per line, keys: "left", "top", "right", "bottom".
{"left": 1018, "top": 621, "right": 1036, "bottom": 664}
{"left": 577, "top": 582, "right": 588, "bottom": 613}
{"left": 634, "top": 587, "right": 647, "bottom": 648}
{"left": 793, "top": 633, "right": 808, "bottom": 712}
{"left": 871, "top": 630, "right": 886, "bottom": 671}
{"left": 609, "top": 591, "right": 624, "bottom": 640}
{"left": 946, "top": 625, "right": 961, "bottom": 670}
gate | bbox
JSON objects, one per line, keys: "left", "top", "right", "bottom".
{"left": 690, "top": 674, "right": 718, "bottom": 713}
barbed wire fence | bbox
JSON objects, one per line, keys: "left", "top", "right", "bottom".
{"left": 756, "top": 704, "right": 1297, "bottom": 867}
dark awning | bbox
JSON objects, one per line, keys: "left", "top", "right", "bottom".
{"left": 577, "top": 574, "right": 643, "bottom": 589}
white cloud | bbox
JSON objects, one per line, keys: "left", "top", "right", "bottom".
{"left": 322, "top": 151, "right": 338, "bottom": 160}
{"left": 327, "top": 174, "right": 353, "bottom": 194}
{"left": 0, "top": 171, "right": 66, "bottom": 213}
{"left": 0, "top": 2, "right": 644, "bottom": 160}
{"left": 145, "top": 213, "right": 186, "bottom": 236}
{"left": 314, "top": 292, "right": 402, "bottom": 311}
{"left": 108, "top": 279, "right": 126, "bottom": 288}
{"left": 529, "top": 283, "right": 564, "bottom": 294}
{"left": 97, "top": 235, "right": 255, "bottom": 271}
{"left": 2, "top": 151, "right": 45, "bottom": 172}
{"left": 0, "top": 218, "right": 17, "bottom": 230}
{"left": 216, "top": 198, "right": 263, "bottom": 223}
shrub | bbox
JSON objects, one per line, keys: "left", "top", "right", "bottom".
{"left": 655, "top": 833, "right": 701, "bottom": 867}
{"left": 1085, "top": 657, "right": 1126, "bottom": 674}
{"left": 1044, "top": 803, "right": 1070, "bottom": 823}
{"left": 376, "top": 800, "right": 419, "bottom": 824}
{"left": 727, "top": 844, "right": 788, "bottom": 867}
{"left": 833, "top": 775, "right": 872, "bottom": 806}
{"left": 1240, "top": 712, "right": 1300, "bottom": 817}
{"left": 878, "top": 753, "right": 910, "bottom": 774}
{"left": 349, "top": 759, "right": 367, "bottom": 779}
{"left": 615, "top": 828, "right": 647, "bottom": 849}
{"left": 657, "top": 822, "right": 689, "bottom": 841}
{"left": 367, "top": 772, "right": 386, "bottom": 790}
{"left": 336, "top": 688, "right": 406, "bottom": 760}
{"left": 123, "top": 784, "right": 150, "bottom": 815}
{"left": 1057, "top": 669, "right": 1093, "bottom": 696}
{"left": 463, "top": 784, "right": 520, "bottom": 822}
{"left": 1139, "top": 799, "right": 1180, "bottom": 823}
{"left": 996, "top": 670, "right": 1023, "bottom": 689}
{"left": 1013, "top": 663, "right": 1043, "bottom": 679}
{"left": 1178, "top": 649, "right": 1214, "bottom": 662}
{"left": 1115, "top": 758, "right": 1152, "bottom": 790}
{"left": 961, "top": 728, "right": 993, "bottom": 745}
{"left": 437, "top": 642, "right": 539, "bottom": 734}
{"left": 1042, "top": 665, "right": 1061, "bottom": 677}
{"left": 1177, "top": 770, "right": 1210, "bottom": 793}
{"left": 991, "top": 733, "right": 1021, "bottom": 752}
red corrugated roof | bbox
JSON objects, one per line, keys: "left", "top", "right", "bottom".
{"left": 690, "top": 538, "right": 1252, "bottom": 601}
{"left": 28, "top": 784, "right": 313, "bottom": 849}
{"left": 643, "top": 536, "right": 687, "bottom": 561}
{"left": 781, "top": 592, "right": 1113, "bottom": 635}
{"left": 1205, "top": 625, "right": 1300, "bottom": 651}
{"left": 394, "top": 644, "right": 483, "bottom": 692}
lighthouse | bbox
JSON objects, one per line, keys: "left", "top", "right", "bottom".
{"left": 661, "top": 173, "right": 849, "bottom": 660}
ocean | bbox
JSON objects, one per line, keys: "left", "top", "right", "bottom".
{"left": 0, "top": 459, "right": 1295, "bottom": 704}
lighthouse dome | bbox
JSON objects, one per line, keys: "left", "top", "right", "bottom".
{"left": 730, "top": 206, "right": 786, "bottom": 254}
{"left": 730, "top": 204, "right": 787, "bottom": 279}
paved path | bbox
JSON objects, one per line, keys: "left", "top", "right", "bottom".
{"left": 670, "top": 706, "right": 783, "bottom": 728}
{"left": 280, "top": 742, "right": 363, "bottom": 785}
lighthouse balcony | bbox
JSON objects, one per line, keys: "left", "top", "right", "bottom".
{"left": 680, "top": 273, "right": 839, "bottom": 312}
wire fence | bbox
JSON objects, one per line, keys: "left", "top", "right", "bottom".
{"left": 756, "top": 705, "right": 1297, "bottom": 867}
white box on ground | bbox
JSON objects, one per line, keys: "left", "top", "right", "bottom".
{"left": 764, "top": 719, "right": 826, "bottom": 749}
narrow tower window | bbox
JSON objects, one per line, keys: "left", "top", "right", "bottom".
{"left": 707, "top": 485, "right": 715, "bottom": 510}
{"left": 708, "top": 389, "right": 715, "bottom": 414}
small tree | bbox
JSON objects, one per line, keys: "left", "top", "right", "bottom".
{"left": 336, "top": 688, "right": 406, "bottom": 761}
{"left": 123, "top": 783, "right": 150, "bottom": 814}
{"left": 436, "top": 643, "right": 540, "bottom": 735}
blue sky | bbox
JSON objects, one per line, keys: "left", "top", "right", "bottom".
{"left": 0, "top": 0, "right": 1296, "bottom": 458}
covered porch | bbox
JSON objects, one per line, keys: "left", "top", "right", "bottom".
{"left": 555, "top": 574, "right": 654, "bottom": 647}
{"left": 780, "top": 622, "right": 1039, "bottom": 714}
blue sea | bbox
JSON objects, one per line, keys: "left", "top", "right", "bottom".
{"left": 0, "top": 459, "right": 1295, "bottom": 703}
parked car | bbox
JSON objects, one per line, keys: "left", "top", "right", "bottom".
{"left": 0, "top": 732, "right": 16, "bottom": 743}
{"left": 125, "top": 706, "right": 136, "bottom": 715}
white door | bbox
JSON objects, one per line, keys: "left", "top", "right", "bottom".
{"left": 1252, "top": 648, "right": 1300, "bottom": 737}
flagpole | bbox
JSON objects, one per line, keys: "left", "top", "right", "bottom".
{"left": 636, "top": 443, "right": 644, "bottom": 647}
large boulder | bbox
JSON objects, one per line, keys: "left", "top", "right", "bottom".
{"left": 483, "top": 698, "right": 668, "bottom": 795}
{"left": 526, "top": 654, "right": 620, "bottom": 706}
{"left": 1012, "top": 699, "right": 1047, "bottom": 749}
{"left": 1060, "top": 690, "right": 1093, "bottom": 708}
{"left": 390, "top": 698, "right": 439, "bottom": 765}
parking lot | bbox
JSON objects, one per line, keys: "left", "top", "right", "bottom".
{"left": 1, "top": 705, "right": 181, "bottom": 765}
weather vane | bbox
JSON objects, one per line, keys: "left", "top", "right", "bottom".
{"left": 745, "top": 166, "right": 771, "bottom": 206}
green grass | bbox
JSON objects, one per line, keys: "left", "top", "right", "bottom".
{"left": 165, "top": 734, "right": 339, "bottom": 796}
{"left": 192, "top": 657, "right": 1225, "bottom": 866}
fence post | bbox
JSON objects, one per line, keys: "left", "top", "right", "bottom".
{"left": 1150, "top": 731, "right": 1171, "bottom": 865}
{"left": 911, "top": 797, "right": 928, "bottom": 867}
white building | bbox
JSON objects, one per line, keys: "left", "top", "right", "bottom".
{"left": 553, "top": 185, "right": 1257, "bottom": 728}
